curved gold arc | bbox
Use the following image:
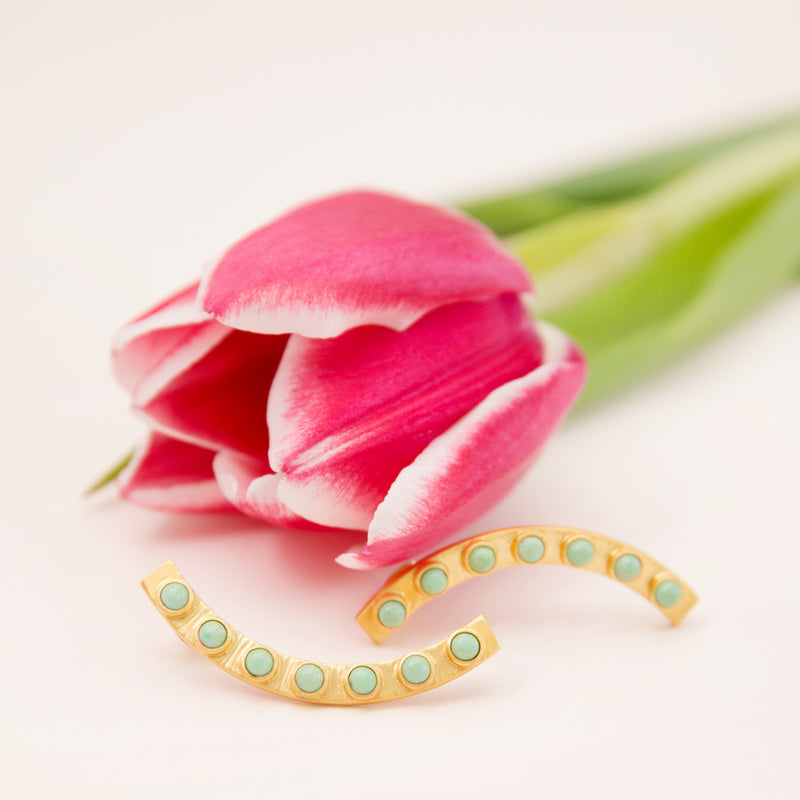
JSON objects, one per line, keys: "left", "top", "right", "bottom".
{"left": 357, "top": 526, "right": 698, "bottom": 644}
{"left": 142, "top": 561, "right": 499, "bottom": 705}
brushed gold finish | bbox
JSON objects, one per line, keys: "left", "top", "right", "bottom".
{"left": 357, "top": 526, "right": 698, "bottom": 644}
{"left": 142, "top": 561, "right": 499, "bottom": 705}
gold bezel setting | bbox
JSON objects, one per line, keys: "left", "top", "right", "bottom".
{"left": 343, "top": 665, "right": 383, "bottom": 700}
{"left": 512, "top": 531, "right": 546, "bottom": 564}
{"left": 241, "top": 646, "right": 279, "bottom": 682}
{"left": 446, "top": 629, "right": 483, "bottom": 666}
{"left": 374, "top": 593, "right": 409, "bottom": 629}
{"left": 560, "top": 534, "right": 596, "bottom": 568}
{"left": 414, "top": 561, "right": 451, "bottom": 596}
{"left": 195, "top": 618, "right": 231, "bottom": 656}
{"left": 462, "top": 541, "right": 498, "bottom": 575}
{"left": 396, "top": 652, "right": 435, "bottom": 690}
{"left": 291, "top": 662, "right": 330, "bottom": 699}
{"left": 155, "top": 578, "right": 194, "bottom": 618}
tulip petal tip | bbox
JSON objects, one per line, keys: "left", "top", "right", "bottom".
{"left": 199, "top": 190, "right": 532, "bottom": 338}
{"left": 117, "top": 433, "right": 233, "bottom": 513}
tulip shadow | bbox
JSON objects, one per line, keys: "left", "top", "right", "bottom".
{"left": 142, "top": 510, "right": 380, "bottom": 593}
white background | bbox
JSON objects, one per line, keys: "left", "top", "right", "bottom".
{"left": 2, "top": 1, "right": 799, "bottom": 798}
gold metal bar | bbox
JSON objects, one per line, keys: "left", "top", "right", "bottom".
{"left": 142, "top": 561, "right": 499, "bottom": 705}
{"left": 356, "top": 526, "right": 698, "bottom": 644}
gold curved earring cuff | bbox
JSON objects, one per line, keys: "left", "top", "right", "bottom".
{"left": 357, "top": 526, "right": 698, "bottom": 644}
{"left": 142, "top": 561, "right": 499, "bottom": 705}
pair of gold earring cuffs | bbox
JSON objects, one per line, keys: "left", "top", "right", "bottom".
{"left": 143, "top": 525, "right": 697, "bottom": 705}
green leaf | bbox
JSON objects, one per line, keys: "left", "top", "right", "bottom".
{"left": 461, "top": 112, "right": 800, "bottom": 236}
{"left": 557, "top": 176, "right": 800, "bottom": 407}
{"left": 84, "top": 450, "right": 133, "bottom": 496}
{"left": 505, "top": 201, "right": 633, "bottom": 277}
{"left": 495, "top": 120, "right": 800, "bottom": 405}
{"left": 528, "top": 122, "right": 800, "bottom": 314}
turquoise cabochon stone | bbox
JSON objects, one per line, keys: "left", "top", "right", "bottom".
{"left": 420, "top": 567, "right": 448, "bottom": 595}
{"left": 160, "top": 582, "right": 189, "bottom": 611}
{"left": 450, "top": 632, "right": 480, "bottom": 661}
{"left": 517, "top": 536, "right": 545, "bottom": 563}
{"left": 244, "top": 648, "right": 274, "bottom": 677}
{"left": 348, "top": 666, "right": 378, "bottom": 695}
{"left": 198, "top": 620, "right": 227, "bottom": 649}
{"left": 566, "top": 538, "right": 594, "bottom": 567}
{"left": 654, "top": 579, "right": 683, "bottom": 608}
{"left": 377, "top": 600, "right": 406, "bottom": 628}
{"left": 401, "top": 655, "right": 432, "bottom": 685}
{"left": 295, "top": 663, "right": 325, "bottom": 693}
{"left": 468, "top": 545, "right": 496, "bottom": 573}
{"left": 613, "top": 554, "right": 642, "bottom": 582}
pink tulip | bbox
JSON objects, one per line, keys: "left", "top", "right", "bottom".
{"left": 112, "top": 191, "right": 586, "bottom": 568}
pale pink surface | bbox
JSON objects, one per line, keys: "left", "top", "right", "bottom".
{"left": 118, "top": 432, "right": 232, "bottom": 513}
{"left": 337, "top": 324, "right": 586, "bottom": 568}
{"left": 199, "top": 190, "right": 532, "bottom": 338}
{"left": 112, "top": 190, "right": 585, "bottom": 568}
{"left": 268, "top": 293, "right": 543, "bottom": 530}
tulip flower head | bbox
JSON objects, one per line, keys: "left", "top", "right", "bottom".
{"left": 112, "top": 191, "right": 585, "bottom": 567}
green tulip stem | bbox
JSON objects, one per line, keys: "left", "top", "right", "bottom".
{"left": 84, "top": 450, "right": 133, "bottom": 496}
{"left": 511, "top": 123, "right": 800, "bottom": 314}
{"left": 461, "top": 112, "right": 800, "bottom": 236}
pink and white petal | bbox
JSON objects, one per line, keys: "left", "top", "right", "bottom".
{"left": 337, "top": 327, "right": 586, "bottom": 568}
{"left": 268, "top": 294, "right": 543, "bottom": 530}
{"left": 111, "top": 283, "right": 212, "bottom": 392}
{"left": 199, "top": 190, "right": 532, "bottom": 338}
{"left": 118, "top": 432, "right": 233, "bottom": 513}
{"left": 212, "top": 452, "right": 335, "bottom": 531}
{"left": 133, "top": 329, "right": 286, "bottom": 457}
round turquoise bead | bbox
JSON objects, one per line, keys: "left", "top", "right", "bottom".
{"left": 566, "top": 538, "right": 594, "bottom": 567}
{"left": 348, "top": 666, "right": 378, "bottom": 695}
{"left": 517, "top": 535, "right": 545, "bottom": 563}
{"left": 160, "top": 582, "right": 189, "bottom": 611}
{"left": 244, "top": 648, "right": 274, "bottom": 678}
{"left": 377, "top": 600, "right": 406, "bottom": 628}
{"left": 401, "top": 655, "right": 432, "bottom": 685}
{"left": 450, "top": 632, "right": 481, "bottom": 661}
{"left": 468, "top": 545, "right": 496, "bottom": 573}
{"left": 198, "top": 620, "right": 227, "bottom": 649}
{"left": 654, "top": 579, "right": 683, "bottom": 608}
{"left": 295, "top": 663, "right": 325, "bottom": 693}
{"left": 613, "top": 553, "right": 642, "bottom": 582}
{"left": 420, "top": 567, "right": 448, "bottom": 595}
